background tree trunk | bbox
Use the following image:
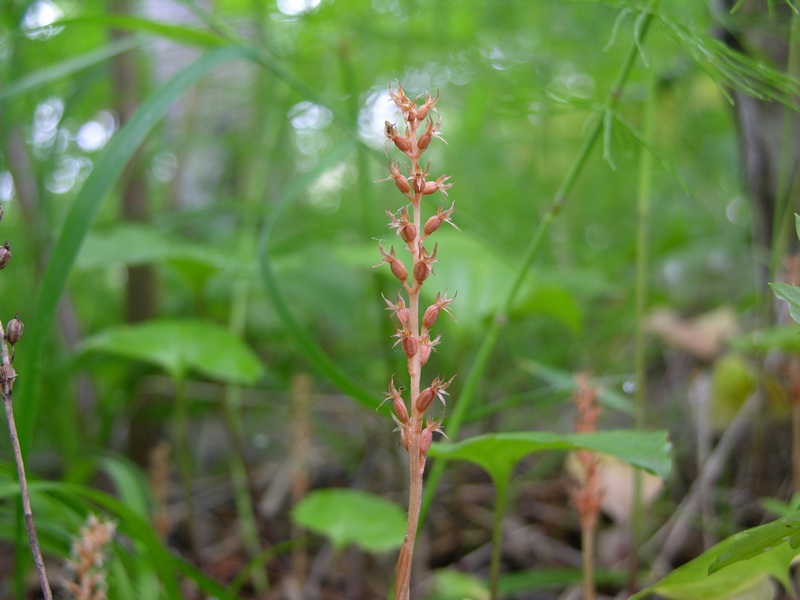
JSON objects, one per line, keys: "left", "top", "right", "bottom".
{"left": 716, "top": 0, "right": 800, "bottom": 278}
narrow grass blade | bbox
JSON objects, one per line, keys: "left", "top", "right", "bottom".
{"left": 0, "top": 36, "right": 144, "bottom": 102}
{"left": 257, "top": 141, "right": 380, "bottom": 410}
{"left": 15, "top": 45, "right": 252, "bottom": 457}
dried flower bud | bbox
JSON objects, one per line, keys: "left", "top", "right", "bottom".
{"left": 400, "top": 426, "right": 410, "bottom": 451}
{"left": 413, "top": 243, "right": 438, "bottom": 285}
{"left": 416, "top": 387, "right": 436, "bottom": 413}
{"left": 383, "top": 293, "right": 411, "bottom": 328}
{"left": 394, "top": 395, "right": 410, "bottom": 425}
{"left": 415, "top": 91, "right": 439, "bottom": 122}
{"left": 423, "top": 202, "right": 459, "bottom": 236}
{"left": 417, "top": 340, "right": 432, "bottom": 366}
{"left": 400, "top": 223, "right": 416, "bottom": 245}
{"left": 5, "top": 314, "right": 22, "bottom": 346}
{"left": 427, "top": 375, "right": 455, "bottom": 409}
{"left": 422, "top": 291, "right": 456, "bottom": 329}
{"left": 0, "top": 242, "right": 11, "bottom": 270}
{"left": 422, "top": 304, "right": 439, "bottom": 330}
{"left": 401, "top": 334, "right": 418, "bottom": 359}
{"left": 422, "top": 174, "right": 453, "bottom": 197}
{"left": 383, "top": 161, "right": 411, "bottom": 196}
{"left": 375, "top": 244, "right": 408, "bottom": 282}
{"left": 419, "top": 428, "right": 433, "bottom": 455}
{"left": 418, "top": 131, "right": 431, "bottom": 152}
{"left": 384, "top": 121, "right": 412, "bottom": 154}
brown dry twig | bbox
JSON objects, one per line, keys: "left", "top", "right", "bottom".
{"left": 0, "top": 214, "right": 53, "bottom": 600}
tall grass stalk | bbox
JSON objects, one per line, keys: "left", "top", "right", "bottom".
{"left": 630, "top": 41, "right": 657, "bottom": 590}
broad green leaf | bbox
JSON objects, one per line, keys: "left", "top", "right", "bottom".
{"left": 81, "top": 319, "right": 264, "bottom": 385}
{"left": 769, "top": 282, "right": 800, "bottom": 325}
{"left": 428, "top": 430, "right": 672, "bottom": 485}
{"left": 710, "top": 514, "right": 800, "bottom": 574}
{"left": 77, "top": 223, "right": 251, "bottom": 273}
{"left": 632, "top": 523, "right": 800, "bottom": 600}
{"left": 424, "top": 570, "right": 490, "bottom": 600}
{"left": 0, "top": 35, "right": 144, "bottom": 102}
{"left": 432, "top": 231, "right": 582, "bottom": 332}
{"left": 292, "top": 489, "right": 405, "bottom": 553}
{"left": 16, "top": 45, "right": 253, "bottom": 456}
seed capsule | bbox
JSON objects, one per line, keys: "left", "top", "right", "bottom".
{"left": 420, "top": 428, "right": 433, "bottom": 455}
{"left": 0, "top": 242, "right": 11, "bottom": 270}
{"left": 416, "top": 387, "right": 435, "bottom": 413}
{"left": 5, "top": 314, "right": 23, "bottom": 345}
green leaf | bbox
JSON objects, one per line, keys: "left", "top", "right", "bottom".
{"left": 632, "top": 519, "right": 800, "bottom": 600}
{"left": 15, "top": 45, "right": 253, "bottom": 456}
{"left": 424, "top": 570, "right": 490, "bottom": 600}
{"left": 710, "top": 514, "right": 800, "bottom": 574}
{"left": 82, "top": 318, "right": 264, "bottom": 384}
{"left": 428, "top": 430, "right": 672, "bottom": 485}
{"left": 292, "top": 489, "right": 406, "bottom": 553}
{"left": 769, "top": 282, "right": 800, "bottom": 325}
{"left": 55, "top": 15, "right": 226, "bottom": 48}
{"left": 77, "top": 223, "right": 250, "bottom": 272}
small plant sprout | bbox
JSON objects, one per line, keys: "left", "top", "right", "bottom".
{"left": 377, "top": 82, "right": 457, "bottom": 600}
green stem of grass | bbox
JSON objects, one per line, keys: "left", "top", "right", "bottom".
{"left": 630, "top": 36, "right": 657, "bottom": 591}
{"left": 489, "top": 479, "right": 509, "bottom": 600}
{"left": 421, "top": 0, "right": 660, "bottom": 523}
{"left": 768, "top": 9, "right": 800, "bottom": 279}
{"left": 173, "top": 375, "right": 199, "bottom": 562}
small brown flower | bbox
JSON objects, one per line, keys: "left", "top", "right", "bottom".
{"left": 413, "top": 243, "right": 438, "bottom": 285}
{"left": 375, "top": 244, "right": 408, "bottom": 283}
{"left": 423, "top": 202, "right": 459, "bottom": 236}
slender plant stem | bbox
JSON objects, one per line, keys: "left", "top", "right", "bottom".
{"left": 768, "top": 9, "right": 800, "bottom": 278}
{"left": 630, "top": 30, "right": 657, "bottom": 591}
{"left": 582, "top": 519, "right": 597, "bottom": 600}
{"left": 0, "top": 321, "right": 52, "bottom": 600}
{"left": 173, "top": 375, "right": 199, "bottom": 562}
{"left": 489, "top": 480, "right": 509, "bottom": 600}
{"left": 421, "top": 0, "right": 661, "bottom": 523}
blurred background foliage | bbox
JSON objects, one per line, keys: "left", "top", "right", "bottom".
{"left": 0, "top": 0, "right": 797, "bottom": 598}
